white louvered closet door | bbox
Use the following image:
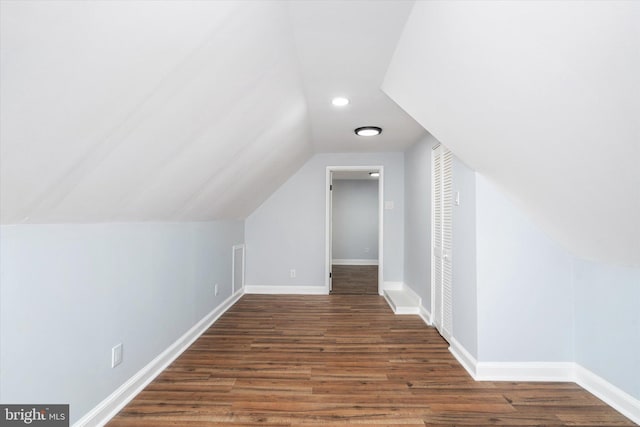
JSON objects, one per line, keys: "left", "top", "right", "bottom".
{"left": 432, "top": 145, "right": 453, "bottom": 342}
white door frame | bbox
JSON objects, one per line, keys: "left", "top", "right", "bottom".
{"left": 325, "top": 165, "right": 384, "bottom": 295}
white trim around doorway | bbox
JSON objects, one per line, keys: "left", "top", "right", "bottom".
{"left": 325, "top": 166, "right": 384, "bottom": 295}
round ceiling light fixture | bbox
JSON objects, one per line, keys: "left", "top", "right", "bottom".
{"left": 331, "top": 97, "right": 349, "bottom": 107}
{"left": 355, "top": 126, "right": 382, "bottom": 137}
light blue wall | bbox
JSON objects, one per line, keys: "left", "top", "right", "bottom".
{"left": 245, "top": 152, "right": 404, "bottom": 287}
{"left": 451, "top": 156, "right": 478, "bottom": 358}
{"left": 0, "top": 221, "right": 244, "bottom": 424}
{"left": 404, "top": 141, "right": 639, "bottom": 403}
{"left": 574, "top": 259, "right": 640, "bottom": 399}
{"left": 403, "top": 136, "right": 478, "bottom": 357}
{"left": 476, "top": 175, "right": 574, "bottom": 362}
{"left": 403, "top": 135, "right": 435, "bottom": 306}
{"left": 403, "top": 136, "right": 479, "bottom": 358}
{"left": 332, "top": 179, "right": 379, "bottom": 261}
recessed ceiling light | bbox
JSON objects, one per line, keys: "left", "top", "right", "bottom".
{"left": 332, "top": 97, "right": 349, "bottom": 107}
{"left": 369, "top": 172, "right": 380, "bottom": 177}
{"left": 355, "top": 126, "right": 382, "bottom": 136}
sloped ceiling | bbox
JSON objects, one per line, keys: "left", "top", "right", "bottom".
{"left": 1, "top": 0, "right": 423, "bottom": 225}
{"left": 383, "top": 1, "right": 640, "bottom": 266}
{"left": 0, "top": 1, "right": 312, "bottom": 223}
{"left": 288, "top": 0, "right": 425, "bottom": 153}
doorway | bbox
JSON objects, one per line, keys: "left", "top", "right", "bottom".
{"left": 325, "top": 166, "right": 384, "bottom": 295}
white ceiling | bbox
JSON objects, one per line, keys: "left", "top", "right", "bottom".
{"left": 383, "top": 1, "right": 640, "bottom": 267}
{"left": 288, "top": 0, "right": 425, "bottom": 153}
{"left": 2, "top": 0, "right": 636, "bottom": 267}
{"left": 0, "top": 0, "right": 422, "bottom": 224}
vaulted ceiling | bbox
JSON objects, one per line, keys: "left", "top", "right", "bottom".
{"left": 2, "top": 1, "right": 637, "bottom": 267}
{"left": 383, "top": 1, "right": 640, "bottom": 266}
{"left": 0, "top": 0, "right": 422, "bottom": 224}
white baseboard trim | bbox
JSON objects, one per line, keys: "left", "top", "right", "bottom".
{"left": 395, "top": 287, "right": 421, "bottom": 314}
{"left": 475, "top": 361, "right": 574, "bottom": 382}
{"left": 73, "top": 290, "right": 244, "bottom": 427}
{"left": 382, "top": 282, "right": 431, "bottom": 324}
{"left": 448, "top": 337, "right": 478, "bottom": 379}
{"left": 332, "top": 258, "right": 379, "bottom": 266}
{"left": 244, "top": 285, "right": 327, "bottom": 295}
{"left": 574, "top": 364, "right": 640, "bottom": 425}
{"left": 382, "top": 290, "right": 395, "bottom": 311}
{"left": 383, "top": 282, "right": 422, "bottom": 315}
{"left": 446, "top": 339, "right": 640, "bottom": 425}
{"left": 382, "top": 281, "right": 403, "bottom": 291}
{"left": 418, "top": 305, "right": 432, "bottom": 326}
{"left": 402, "top": 283, "right": 421, "bottom": 304}
{"left": 383, "top": 290, "right": 418, "bottom": 314}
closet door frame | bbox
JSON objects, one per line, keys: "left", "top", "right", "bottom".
{"left": 431, "top": 144, "right": 453, "bottom": 342}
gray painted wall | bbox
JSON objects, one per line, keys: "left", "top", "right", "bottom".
{"left": 0, "top": 221, "right": 244, "bottom": 424}
{"left": 403, "top": 134, "right": 435, "bottom": 307}
{"left": 451, "top": 156, "right": 478, "bottom": 358}
{"left": 332, "top": 179, "right": 378, "bottom": 261}
{"left": 574, "top": 259, "right": 640, "bottom": 399}
{"left": 388, "top": 0, "right": 640, "bottom": 402}
{"left": 476, "top": 175, "right": 574, "bottom": 362}
{"left": 403, "top": 135, "right": 479, "bottom": 358}
{"left": 404, "top": 138, "right": 640, "bottom": 404}
{"left": 406, "top": 158, "right": 573, "bottom": 362}
{"left": 245, "top": 152, "right": 404, "bottom": 287}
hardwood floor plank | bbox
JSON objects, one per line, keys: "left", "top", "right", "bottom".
{"left": 331, "top": 265, "right": 378, "bottom": 295}
{"left": 107, "top": 295, "right": 636, "bottom": 426}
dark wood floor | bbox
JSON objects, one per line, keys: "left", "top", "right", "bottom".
{"left": 331, "top": 265, "right": 378, "bottom": 295}
{"left": 108, "top": 295, "right": 635, "bottom": 426}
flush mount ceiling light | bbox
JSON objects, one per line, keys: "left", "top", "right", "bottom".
{"left": 331, "top": 97, "right": 349, "bottom": 107}
{"left": 355, "top": 126, "right": 382, "bottom": 136}
{"left": 369, "top": 172, "right": 380, "bottom": 177}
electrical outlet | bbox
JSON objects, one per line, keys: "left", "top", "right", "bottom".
{"left": 290, "top": 269, "right": 296, "bottom": 278}
{"left": 111, "top": 343, "right": 123, "bottom": 368}
{"left": 214, "top": 284, "right": 219, "bottom": 296}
